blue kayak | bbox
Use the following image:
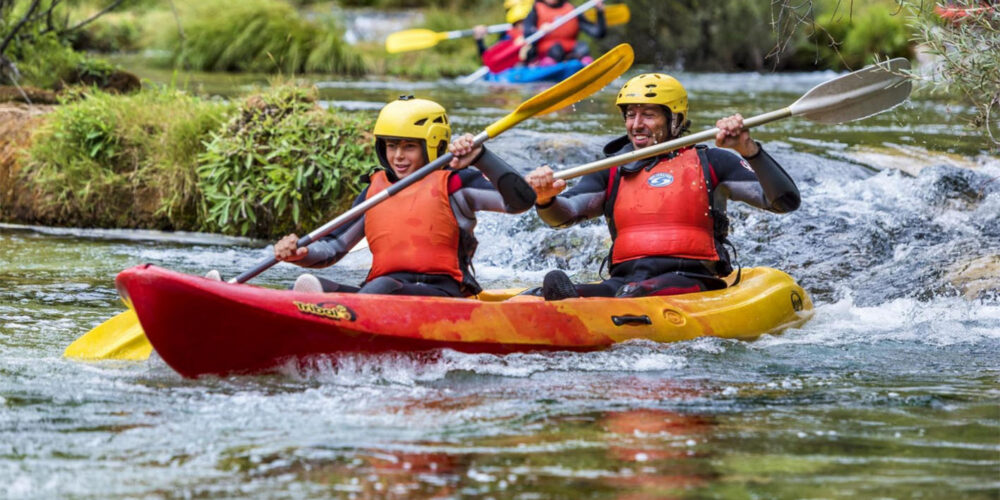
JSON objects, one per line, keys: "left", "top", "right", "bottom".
{"left": 484, "top": 59, "right": 585, "bottom": 83}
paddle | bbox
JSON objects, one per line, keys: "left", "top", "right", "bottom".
{"left": 384, "top": 4, "right": 629, "bottom": 54}
{"left": 63, "top": 43, "right": 636, "bottom": 361}
{"left": 553, "top": 58, "right": 914, "bottom": 182}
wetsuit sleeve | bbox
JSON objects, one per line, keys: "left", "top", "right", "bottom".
{"left": 294, "top": 189, "right": 368, "bottom": 268}
{"left": 578, "top": 8, "right": 606, "bottom": 38}
{"left": 473, "top": 147, "right": 536, "bottom": 212}
{"left": 535, "top": 169, "right": 610, "bottom": 228}
{"left": 477, "top": 38, "right": 487, "bottom": 57}
{"left": 708, "top": 145, "right": 801, "bottom": 213}
{"left": 451, "top": 148, "right": 535, "bottom": 214}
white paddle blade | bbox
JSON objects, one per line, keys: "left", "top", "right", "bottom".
{"left": 790, "top": 58, "right": 912, "bottom": 124}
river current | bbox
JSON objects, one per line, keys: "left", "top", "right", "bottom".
{"left": 1, "top": 69, "right": 998, "bottom": 498}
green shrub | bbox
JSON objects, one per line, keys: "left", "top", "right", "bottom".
{"left": 197, "top": 85, "right": 375, "bottom": 238}
{"left": 23, "top": 88, "right": 231, "bottom": 228}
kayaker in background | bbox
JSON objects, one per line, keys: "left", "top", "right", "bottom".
{"left": 473, "top": 0, "right": 531, "bottom": 59}
{"left": 521, "top": 0, "right": 607, "bottom": 65}
{"left": 272, "top": 96, "right": 536, "bottom": 297}
{"left": 525, "top": 73, "right": 801, "bottom": 300}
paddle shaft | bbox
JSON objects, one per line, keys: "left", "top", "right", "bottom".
{"left": 441, "top": 4, "right": 625, "bottom": 41}
{"left": 445, "top": 24, "right": 512, "bottom": 40}
{"left": 231, "top": 132, "right": 491, "bottom": 284}
{"left": 554, "top": 109, "right": 791, "bottom": 181}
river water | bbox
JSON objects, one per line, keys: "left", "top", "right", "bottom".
{"left": 2, "top": 67, "right": 998, "bottom": 498}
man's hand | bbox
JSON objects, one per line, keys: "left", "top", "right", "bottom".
{"left": 715, "top": 113, "right": 759, "bottom": 158}
{"left": 526, "top": 165, "right": 567, "bottom": 205}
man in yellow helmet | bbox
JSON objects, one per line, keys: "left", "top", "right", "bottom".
{"left": 272, "top": 96, "right": 536, "bottom": 297}
{"left": 526, "top": 73, "right": 801, "bottom": 300}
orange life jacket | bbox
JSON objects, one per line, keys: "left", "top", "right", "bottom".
{"left": 610, "top": 147, "right": 719, "bottom": 264}
{"left": 506, "top": 25, "right": 523, "bottom": 41}
{"left": 364, "top": 170, "right": 463, "bottom": 284}
{"left": 535, "top": 1, "right": 579, "bottom": 56}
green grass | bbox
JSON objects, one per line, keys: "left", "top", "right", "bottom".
{"left": 154, "top": 0, "right": 366, "bottom": 75}
{"left": 23, "top": 88, "right": 232, "bottom": 229}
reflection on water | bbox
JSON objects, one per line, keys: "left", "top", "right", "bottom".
{"left": 2, "top": 64, "right": 999, "bottom": 498}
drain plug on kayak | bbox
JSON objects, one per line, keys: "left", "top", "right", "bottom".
{"left": 663, "top": 309, "right": 686, "bottom": 326}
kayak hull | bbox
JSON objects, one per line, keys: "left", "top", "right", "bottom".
{"left": 485, "top": 60, "right": 585, "bottom": 83}
{"left": 117, "top": 265, "right": 813, "bottom": 378}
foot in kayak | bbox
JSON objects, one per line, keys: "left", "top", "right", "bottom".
{"left": 542, "top": 270, "right": 579, "bottom": 301}
{"left": 293, "top": 274, "right": 324, "bottom": 293}
{"left": 204, "top": 270, "right": 222, "bottom": 281}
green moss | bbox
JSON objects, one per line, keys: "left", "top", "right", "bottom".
{"left": 197, "top": 84, "right": 375, "bottom": 238}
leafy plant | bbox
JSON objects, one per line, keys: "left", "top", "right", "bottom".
{"left": 197, "top": 84, "right": 375, "bottom": 237}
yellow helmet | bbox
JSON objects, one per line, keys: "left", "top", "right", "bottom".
{"left": 503, "top": 0, "right": 527, "bottom": 8}
{"left": 506, "top": 1, "right": 533, "bottom": 24}
{"left": 615, "top": 73, "right": 689, "bottom": 116}
{"left": 373, "top": 96, "right": 451, "bottom": 169}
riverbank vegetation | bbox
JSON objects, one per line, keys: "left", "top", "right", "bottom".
{"left": 1, "top": 84, "right": 375, "bottom": 238}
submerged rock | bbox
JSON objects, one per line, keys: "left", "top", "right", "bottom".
{"left": 946, "top": 255, "right": 1000, "bottom": 300}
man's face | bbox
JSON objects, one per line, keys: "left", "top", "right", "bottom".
{"left": 624, "top": 104, "right": 670, "bottom": 150}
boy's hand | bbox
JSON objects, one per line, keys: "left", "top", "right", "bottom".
{"left": 448, "top": 133, "right": 482, "bottom": 170}
{"left": 274, "top": 233, "right": 308, "bottom": 262}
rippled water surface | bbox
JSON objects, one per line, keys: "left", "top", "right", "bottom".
{"left": 2, "top": 66, "right": 998, "bottom": 498}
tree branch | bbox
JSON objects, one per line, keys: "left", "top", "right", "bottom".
{"left": 0, "top": 0, "right": 43, "bottom": 56}
{"left": 60, "top": 0, "right": 125, "bottom": 34}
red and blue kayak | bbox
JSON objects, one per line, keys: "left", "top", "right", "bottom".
{"left": 116, "top": 264, "right": 813, "bottom": 378}
{"left": 485, "top": 59, "right": 586, "bottom": 83}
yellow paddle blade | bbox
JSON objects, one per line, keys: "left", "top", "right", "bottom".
{"left": 64, "top": 309, "right": 152, "bottom": 361}
{"left": 485, "top": 43, "right": 634, "bottom": 138}
{"left": 385, "top": 29, "right": 449, "bottom": 54}
{"left": 585, "top": 4, "right": 630, "bottom": 26}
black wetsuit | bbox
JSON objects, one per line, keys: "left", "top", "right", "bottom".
{"left": 296, "top": 148, "right": 534, "bottom": 297}
{"left": 536, "top": 136, "right": 800, "bottom": 297}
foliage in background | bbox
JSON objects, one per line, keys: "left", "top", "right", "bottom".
{"left": 156, "top": 0, "right": 366, "bottom": 75}
{"left": 21, "top": 88, "right": 230, "bottom": 228}
{"left": 0, "top": 0, "right": 125, "bottom": 89}
{"left": 906, "top": 1, "right": 998, "bottom": 149}
{"left": 198, "top": 85, "right": 375, "bottom": 237}
{"left": 607, "top": 0, "right": 776, "bottom": 70}
{"left": 778, "top": 0, "right": 913, "bottom": 70}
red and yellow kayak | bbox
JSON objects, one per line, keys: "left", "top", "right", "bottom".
{"left": 117, "top": 264, "right": 813, "bottom": 378}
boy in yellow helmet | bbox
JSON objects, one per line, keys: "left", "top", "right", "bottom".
{"left": 273, "top": 96, "right": 536, "bottom": 297}
{"left": 526, "top": 73, "right": 801, "bottom": 299}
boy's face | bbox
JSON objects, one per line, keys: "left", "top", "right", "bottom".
{"left": 384, "top": 139, "right": 426, "bottom": 178}
{"left": 624, "top": 104, "right": 669, "bottom": 150}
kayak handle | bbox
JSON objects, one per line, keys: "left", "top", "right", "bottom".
{"left": 612, "top": 315, "right": 652, "bottom": 326}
